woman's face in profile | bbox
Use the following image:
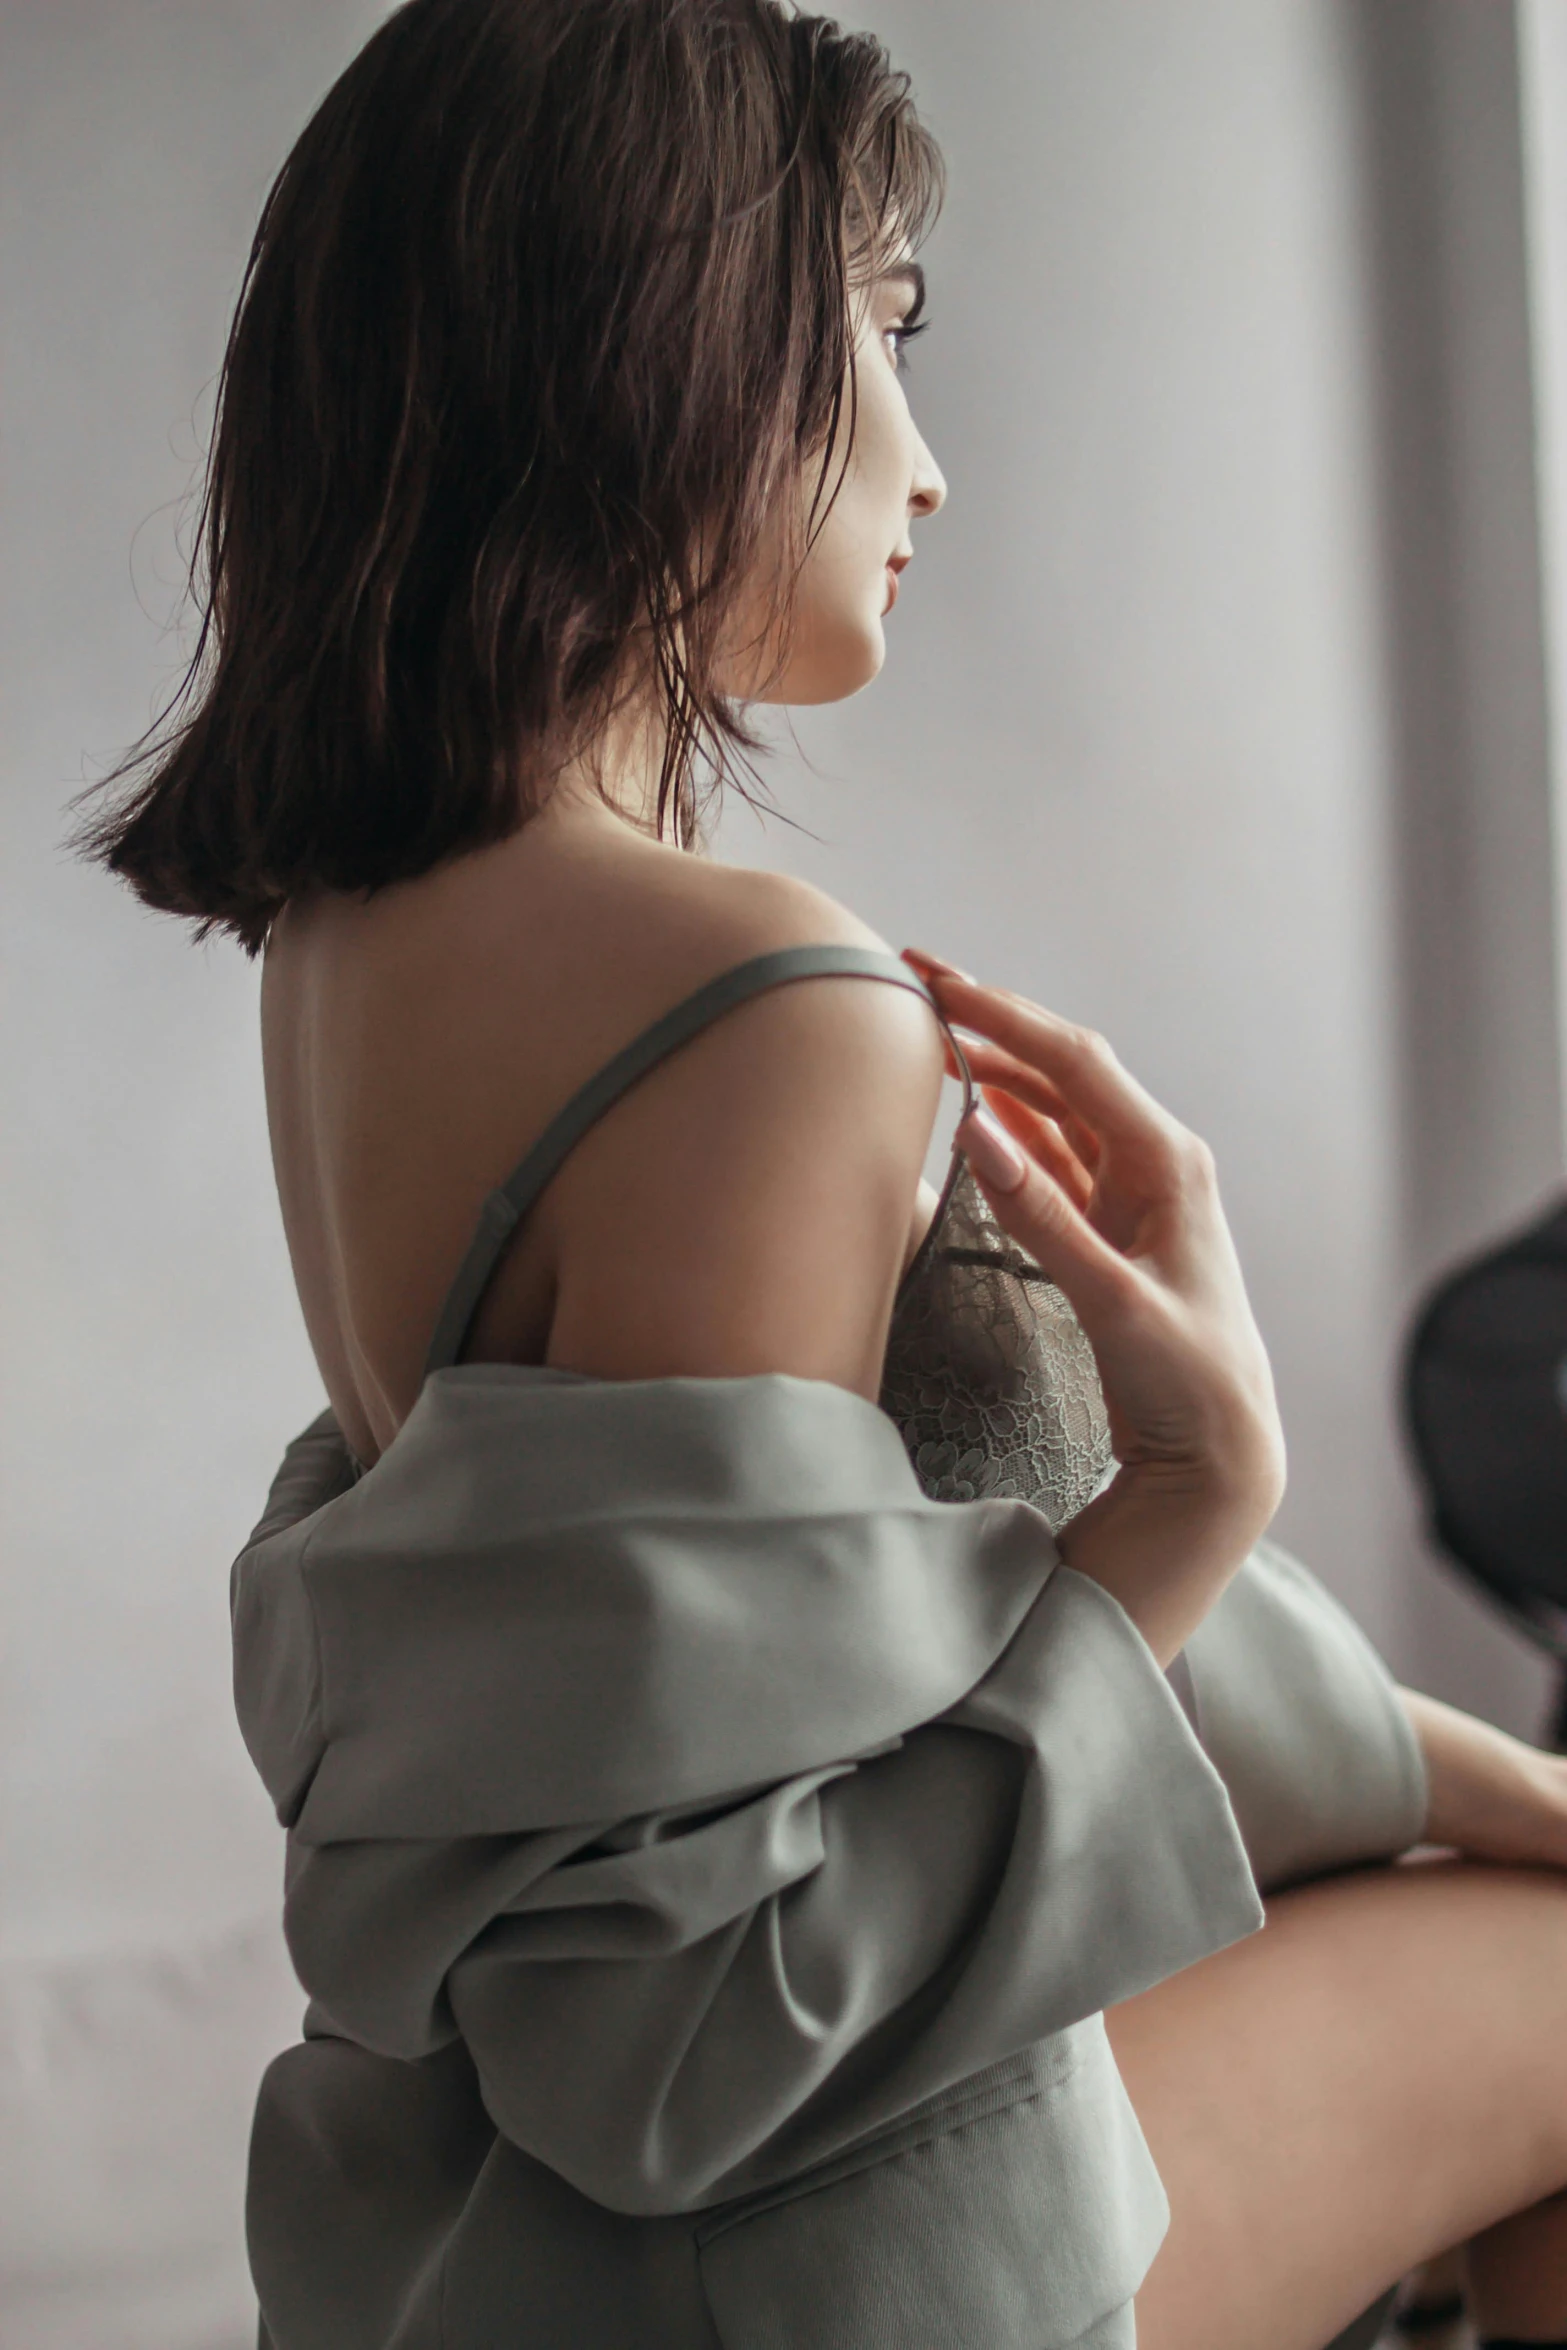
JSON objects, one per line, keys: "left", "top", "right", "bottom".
{"left": 725, "top": 262, "right": 947, "bottom": 710}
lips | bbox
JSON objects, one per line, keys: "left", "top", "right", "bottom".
{"left": 884, "top": 564, "right": 900, "bottom": 612}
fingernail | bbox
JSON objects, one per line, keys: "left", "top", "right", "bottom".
{"left": 957, "top": 1104, "right": 1025, "bottom": 1193}
{"left": 901, "top": 945, "right": 976, "bottom": 983}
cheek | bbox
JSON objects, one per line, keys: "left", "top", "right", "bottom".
{"left": 742, "top": 372, "right": 910, "bottom": 704}
{"left": 852, "top": 358, "right": 915, "bottom": 504}
{"left": 772, "top": 522, "right": 890, "bottom": 703}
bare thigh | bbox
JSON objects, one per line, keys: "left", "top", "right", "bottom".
{"left": 1104, "top": 1853, "right": 1567, "bottom": 2350}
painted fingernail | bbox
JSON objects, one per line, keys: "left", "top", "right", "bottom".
{"left": 957, "top": 1104, "right": 1026, "bottom": 1193}
{"left": 901, "top": 946, "right": 976, "bottom": 984}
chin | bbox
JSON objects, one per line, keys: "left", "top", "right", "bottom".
{"left": 781, "top": 615, "right": 888, "bottom": 706}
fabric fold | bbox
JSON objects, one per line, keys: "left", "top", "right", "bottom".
{"left": 1182, "top": 1534, "right": 1429, "bottom": 1889}
{"left": 233, "top": 1368, "right": 1267, "bottom": 2214}
{"left": 235, "top": 1368, "right": 1073, "bottom": 1839}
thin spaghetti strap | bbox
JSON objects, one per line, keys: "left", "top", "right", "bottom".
{"left": 422, "top": 943, "right": 976, "bottom": 1382}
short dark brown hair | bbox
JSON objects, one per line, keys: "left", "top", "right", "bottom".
{"left": 70, "top": 0, "right": 942, "bottom": 956}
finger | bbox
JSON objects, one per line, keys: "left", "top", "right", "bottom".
{"left": 982, "top": 1086, "right": 1095, "bottom": 1213}
{"left": 956, "top": 1104, "right": 1140, "bottom": 1324}
{"left": 953, "top": 1029, "right": 1104, "bottom": 1170}
{"left": 908, "top": 952, "right": 1106, "bottom": 1167}
{"left": 902, "top": 945, "right": 975, "bottom": 985}
{"left": 934, "top": 1027, "right": 972, "bottom": 1092}
{"left": 948, "top": 1027, "right": 1076, "bottom": 1125}
{"left": 923, "top": 972, "right": 1181, "bottom": 1156}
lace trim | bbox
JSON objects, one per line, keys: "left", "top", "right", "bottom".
{"left": 880, "top": 1159, "right": 1115, "bottom": 1532}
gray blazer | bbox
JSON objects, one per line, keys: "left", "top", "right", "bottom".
{"left": 233, "top": 1365, "right": 1427, "bottom": 2350}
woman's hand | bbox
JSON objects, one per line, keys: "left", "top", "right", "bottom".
{"left": 1398, "top": 1687, "right": 1567, "bottom": 1871}
{"left": 902, "top": 949, "right": 1286, "bottom": 1667}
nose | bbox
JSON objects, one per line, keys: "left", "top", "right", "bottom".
{"left": 909, "top": 430, "right": 946, "bottom": 521}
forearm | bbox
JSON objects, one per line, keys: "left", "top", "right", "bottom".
{"left": 1396, "top": 1685, "right": 1567, "bottom": 1869}
{"left": 1056, "top": 1459, "right": 1279, "bottom": 1671}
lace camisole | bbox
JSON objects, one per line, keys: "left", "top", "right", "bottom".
{"left": 879, "top": 1141, "right": 1201, "bottom": 1734}
{"left": 882, "top": 1154, "right": 1113, "bottom": 1525}
{"left": 388, "top": 944, "right": 1199, "bottom": 1731}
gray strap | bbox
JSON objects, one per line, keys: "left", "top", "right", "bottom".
{"left": 423, "top": 944, "right": 976, "bottom": 1380}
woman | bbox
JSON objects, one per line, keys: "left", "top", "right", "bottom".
{"left": 75, "top": 2, "right": 1567, "bottom": 2345}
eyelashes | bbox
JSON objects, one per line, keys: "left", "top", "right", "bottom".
{"left": 890, "top": 316, "right": 932, "bottom": 374}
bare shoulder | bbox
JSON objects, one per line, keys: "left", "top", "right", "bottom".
{"left": 596, "top": 841, "right": 946, "bottom": 1164}
{"left": 645, "top": 850, "right": 887, "bottom": 958}
{"left": 263, "top": 821, "right": 949, "bottom": 1420}
{"left": 532, "top": 843, "right": 949, "bottom": 1397}
{"left": 574, "top": 830, "right": 900, "bottom": 986}
{"left": 266, "top": 818, "right": 942, "bottom": 1122}
{"left": 521, "top": 830, "right": 947, "bottom": 1142}
{"left": 645, "top": 853, "right": 940, "bottom": 1060}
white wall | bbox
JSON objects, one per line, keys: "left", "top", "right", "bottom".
{"left": 2, "top": 6, "right": 388, "bottom": 2342}
{"left": 4, "top": 3, "right": 1563, "bottom": 2341}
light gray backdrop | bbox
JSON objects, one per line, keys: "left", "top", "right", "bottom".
{"left": 5, "top": 4, "right": 1566, "bottom": 2344}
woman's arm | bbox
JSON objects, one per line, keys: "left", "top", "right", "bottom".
{"left": 907, "top": 953, "right": 1287, "bottom": 1667}
{"left": 1398, "top": 1686, "right": 1567, "bottom": 1869}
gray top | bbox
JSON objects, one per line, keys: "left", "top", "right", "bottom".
{"left": 234, "top": 947, "right": 1429, "bottom": 2350}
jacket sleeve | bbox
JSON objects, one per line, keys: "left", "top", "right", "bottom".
{"left": 281, "top": 1563, "right": 1263, "bottom": 2216}
{"left": 1182, "top": 1535, "right": 1429, "bottom": 1894}
{"left": 236, "top": 1377, "right": 1267, "bottom": 2218}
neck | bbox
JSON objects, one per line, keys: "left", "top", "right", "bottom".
{"left": 546, "top": 686, "right": 680, "bottom": 840}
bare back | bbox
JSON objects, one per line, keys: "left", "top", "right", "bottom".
{"left": 261, "top": 795, "right": 947, "bottom": 1470}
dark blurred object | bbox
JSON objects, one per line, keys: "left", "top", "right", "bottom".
{"left": 1403, "top": 1194, "right": 1567, "bottom": 1750}
{"left": 1390, "top": 2244, "right": 1468, "bottom": 2339}
{"left": 1326, "top": 2283, "right": 1402, "bottom": 2349}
